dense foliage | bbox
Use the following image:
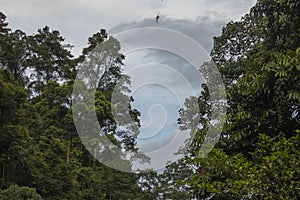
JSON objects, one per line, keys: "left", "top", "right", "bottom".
{"left": 0, "top": 12, "right": 149, "bottom": 200}
{"left": 154, "top": 0, "right": 300, "bottom": 199}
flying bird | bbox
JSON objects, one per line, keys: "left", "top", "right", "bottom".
{"left": 156, "top": 12, "right": 160, "bottom": 24}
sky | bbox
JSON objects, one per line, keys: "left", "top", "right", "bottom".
{"left": 1, "top": 0, "right": 256, "bottom": 55}
{"left": 1, "top": 0, "right": 257, "bottom": 172}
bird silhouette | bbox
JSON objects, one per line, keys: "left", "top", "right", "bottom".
{"left": 156, "top": 12, "right": 160, "bottom": 24}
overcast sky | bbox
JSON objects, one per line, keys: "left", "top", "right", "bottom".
{"left": 1, "top": 0, "right": 256, "bottom": 55}
{"left": 1, "top": 0, "right": 257, "bottom": 172}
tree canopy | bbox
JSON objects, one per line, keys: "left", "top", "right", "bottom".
{"left": 155, "top": 0, "right": 300, "bottom": 199}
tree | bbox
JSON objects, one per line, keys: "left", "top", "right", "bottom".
{"left": 209, "top": 0, "right": 300, "bottom": 153}
{"left": 0, "top": 69, "right": 39, "bottom": 188}
{"left": 0, "top": 184, "right": 43, "bottom": 200}
{"left": 166, "top": 0, "right": 300, "bottom": 198}
{"left": 26, "top": 26, "right": 75, "bottom": 91}
{"left": 0, "top": 11, "right": 156, "bottom": 199}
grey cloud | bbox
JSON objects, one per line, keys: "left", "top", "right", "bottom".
{"left": 1, "top": 0, "right": 256, "bottom": 57}
{"left": 133, "top": 129, "right": 191, "bottom": 171}
{"left": 110, "top": 16, "right": 226, "bottom": 52}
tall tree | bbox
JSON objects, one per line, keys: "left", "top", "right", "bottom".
{"left": 26, "top": 26, "right": 75, "bottom": 91}
{"left": 166, "top": 0, "right": 300, "bottom": 198}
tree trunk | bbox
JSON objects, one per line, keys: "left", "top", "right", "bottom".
{"left": 93, "top": 148, "right": 97, "bottom": 167}
{"left": 66, "top": 131, "right": 72, "bottom": 164}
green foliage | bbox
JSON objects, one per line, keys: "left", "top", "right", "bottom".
{"left": 167, "top": 0, "right": 300, "bottom": 199}
{"left": 0, "top": 184, "right": 43, "bottom": 200}
{"left": 184, "top": 133, "right": 300, "bottom": 199}
{"left": 0, "top": 12, "right": 144, "bottom": 200}
{"left": 27, "top": 26, "right": 75, "bottom": 83}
